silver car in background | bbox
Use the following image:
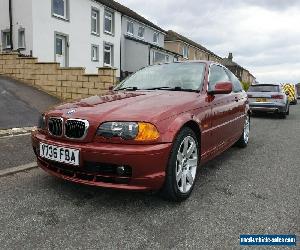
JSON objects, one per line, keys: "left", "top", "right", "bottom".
{"left": 247, "top": 84, "right": 290, "bottom": 119}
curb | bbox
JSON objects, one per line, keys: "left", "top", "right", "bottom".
{"left": 0, "top": 162, "right": 38, "bottom": 177}
{"left": 0, "top": 127, "right": 36, "bottom": 138}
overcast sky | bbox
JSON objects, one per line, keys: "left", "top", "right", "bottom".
{"left": 118, "top": 0, "right": 300, "bottom": 83}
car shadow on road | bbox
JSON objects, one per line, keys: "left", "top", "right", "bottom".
{"left": 251, "top": 112, "right": 282, "bottom": 120}
{"left": 41, "top": 146, "right": 239, "bottom": 209}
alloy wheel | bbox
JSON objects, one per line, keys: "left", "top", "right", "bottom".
{"left": 244, "top": 115, "right": 250, "bottom": 144}
{"left": 176, "top": 136, "right": 198, "bottom": 194}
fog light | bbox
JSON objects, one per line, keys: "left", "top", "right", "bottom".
{"left": 116, "top": 166, "right": 125, "bottom": 175}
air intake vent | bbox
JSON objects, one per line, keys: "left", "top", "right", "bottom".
{"left": 65, "top": 119, "right": 89, "bottom": 139}
{"left": 48, "top": 118, "right": 63, "bottom": 137}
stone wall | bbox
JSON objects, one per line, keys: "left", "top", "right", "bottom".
{"left": 0, "top": 53, "right": 117, "bottom": 100}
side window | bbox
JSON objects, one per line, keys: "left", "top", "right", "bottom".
{"left": 208, "top": 65, "right": 230, "bottom": 91}
{"left": 226, "top": 69, "right": 243, "bottom": 92}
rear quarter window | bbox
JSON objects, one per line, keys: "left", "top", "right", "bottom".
{"left": 225, "top": 69, "right": 243, "bottom": 92}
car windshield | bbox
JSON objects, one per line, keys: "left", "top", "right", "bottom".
{"left": 248, "top": 85, "right": 279, "bottom": 92}
{"left": 116, "top": 63, "right": 206, "bottom": 92}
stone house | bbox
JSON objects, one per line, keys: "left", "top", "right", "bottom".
{"left": 164, "top": 30, "right": 223, "bottom": 63}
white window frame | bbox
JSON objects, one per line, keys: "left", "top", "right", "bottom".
{"left": 91, "top": 8, "right": 100, "bottom": 35}
{"left": 104, "top": 10, "right": 113, "bottom": 34}
{"left": 52, "top": 0, "right": 69, "bottom": 20}
{"left": 103, "top": 43, "right": 113, "bottom": 67}
{"left": 183, "top": 45, "right": 189, "bottom": 59}
{"left": 18, "top": 28, "right": 26, "bottom": 49}
{"left": 153, "top": 51, "right": 168, "bottom": 64}
{"left": 91, "top": 45, "right": 99, "bottom": 62}
{"left": 153, "top": 32, "right": 159, "bottom": 44}
{"left": 127, "top": 21, "right": 134, "bottom": 36}
{"left": 137, "top": 26, "right": 145, "bottom": 39}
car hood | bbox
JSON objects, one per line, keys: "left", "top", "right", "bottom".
{"left": 48, "top": 91, "right": 199, "bottom": 123}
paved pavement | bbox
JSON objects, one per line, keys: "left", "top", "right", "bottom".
{"left": 0, "top": 105, "right": 299, "bottom": 249}
{"left": 0, "top": 76, "right": 59, "bottom": 129}
{"left": 0, "top": 135, "right": 35, "bottom": 170}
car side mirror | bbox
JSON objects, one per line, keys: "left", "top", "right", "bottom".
{"left": 208, "top": 82, "right": 233, "bottom": 95}
{"left": 285, "top": 91, "right": 289, "bottom": 96}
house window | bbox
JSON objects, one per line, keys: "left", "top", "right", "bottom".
{"left": 104, "top": 43, "right": 113, "bottom": 66}
{"left": 153, "top": 32, "right": 159, "bottom": 44}
{"left": 183, "top": 45, "right": 189, "bottom": 58}
{"left": 91, "top": 8, "right": 99, "bottom": 35}
{"left": 91, "top": 45, "right": 99, "bottom": 62}
{"left": 137, "top": 26, "right": 145, "bottom": 39}
{"left": 2, "top": 31, "right": 11, "bottom": 49}
{"left": 153, "top": 51, "right": 167, "bottom": 64}
{"left": 104, "top": 10, "right": 113, "bottom": 34}
{"left": 18, "top": 29, "right": 25, "bottom": 49}
{"left": 52, "top": 0, "right": 68, "bottom": 19}
{"left": 127, "top": 21, "right": 134, "bottom": 35}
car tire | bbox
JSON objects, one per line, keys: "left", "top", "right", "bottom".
{"left": 279, "top": 112, "right": 287, "bottom": 119}
{"left": 236, "top": 114, "right": 250, "bottom": 148}
{"left": 161, "top": 127, "right": 199, "bottom": 202}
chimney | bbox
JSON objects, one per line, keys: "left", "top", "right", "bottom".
{"left": 228, "top": 52, "right": 233, "bottom": 61}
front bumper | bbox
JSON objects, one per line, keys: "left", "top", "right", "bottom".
{"left": 249, "top": 102, "right": 286, "bottom": 113}
{"left": 32, "top": 131, "right": 172, "bottom": 191}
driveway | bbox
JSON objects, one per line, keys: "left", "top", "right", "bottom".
{"left": 0, "top": 76, "right": 60, "bottom": 171}
{"left": 0, "top": 76, "right": 59, "bottom": 129}
{"left": 0, "top": 105, "right": 299, "bottom": 249}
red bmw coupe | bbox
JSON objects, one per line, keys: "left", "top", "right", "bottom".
{"left": 32, "top": 61, "right": 250, "bottom": 201}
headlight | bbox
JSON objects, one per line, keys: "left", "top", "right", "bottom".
{"left": 38, "top": 114, "right": 46, "bottom": 129}
{"left": 97, "top": 122, "right": 159, "bottom": 141}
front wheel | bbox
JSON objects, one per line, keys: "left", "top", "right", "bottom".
{"left": 236, "top": 114, "right": 250, "bottom": 148}
{"left": 161, "top": 127, "right": 199, "bottom": 202}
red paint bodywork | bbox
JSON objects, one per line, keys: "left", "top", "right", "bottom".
{"left": 32, "top": 61, "right": 249, "bottom": 191}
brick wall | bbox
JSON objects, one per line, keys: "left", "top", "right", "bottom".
{"left": 0, "top": 53, "right": 117, "bottom": 100}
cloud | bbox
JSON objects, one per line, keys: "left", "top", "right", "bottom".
{"left": 117, "top": 0, "right": 300, "bottom": 83}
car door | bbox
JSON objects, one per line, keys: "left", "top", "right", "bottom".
{"left": 225, "top": 68, "right": 247, "bottom": 138}
{"left": 207, "top": 64, "right": 236, "bottom": 151}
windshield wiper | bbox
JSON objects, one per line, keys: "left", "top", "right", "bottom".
{"left": 117, "top": 86, "right": 139, "bottom": 91}
{"left": 145, "top": 86, "right": 198, "bottom": 92}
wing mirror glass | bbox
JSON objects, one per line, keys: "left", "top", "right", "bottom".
{"left": 208, "top": 81, "right": 233, "bottom": 95}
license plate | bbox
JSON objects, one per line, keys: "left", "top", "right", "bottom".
{"left": 40, "top": 143, "right": 80, "bottom": 166}
{"left": 256, "top": 98, "right": 267, "bottom": 102}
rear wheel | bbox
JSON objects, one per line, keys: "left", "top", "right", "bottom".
{"left": 279, "top": 112, "right": 287, "bottom": 119}
{"left": 236, "top": 114, "right": 250, "bottom": 148}
{"left": 161, "top": 127, "right": 199, "bottom": 202}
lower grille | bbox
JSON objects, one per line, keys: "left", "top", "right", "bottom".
{"left": 39, "top": 159, "right": 131, "bottom": 184}
{"left": 48, "top": 117, "right": 63, "bottom": 137}
{"left": 65, "top": 119, "right": 88, "bottom": 139}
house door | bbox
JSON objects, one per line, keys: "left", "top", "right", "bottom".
{"left": 55, "top": 34, "right": 67, "bottom": 67}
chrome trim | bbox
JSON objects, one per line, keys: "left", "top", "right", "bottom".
{"left": 48, "top": 117, "right": 64, "bottom": 137}
{"left": 64, "top": 118, "right": 89, "bottom": 140}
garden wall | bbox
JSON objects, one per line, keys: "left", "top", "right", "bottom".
{"left": 0, "top": 53, "right": 117, "bottom": 100}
